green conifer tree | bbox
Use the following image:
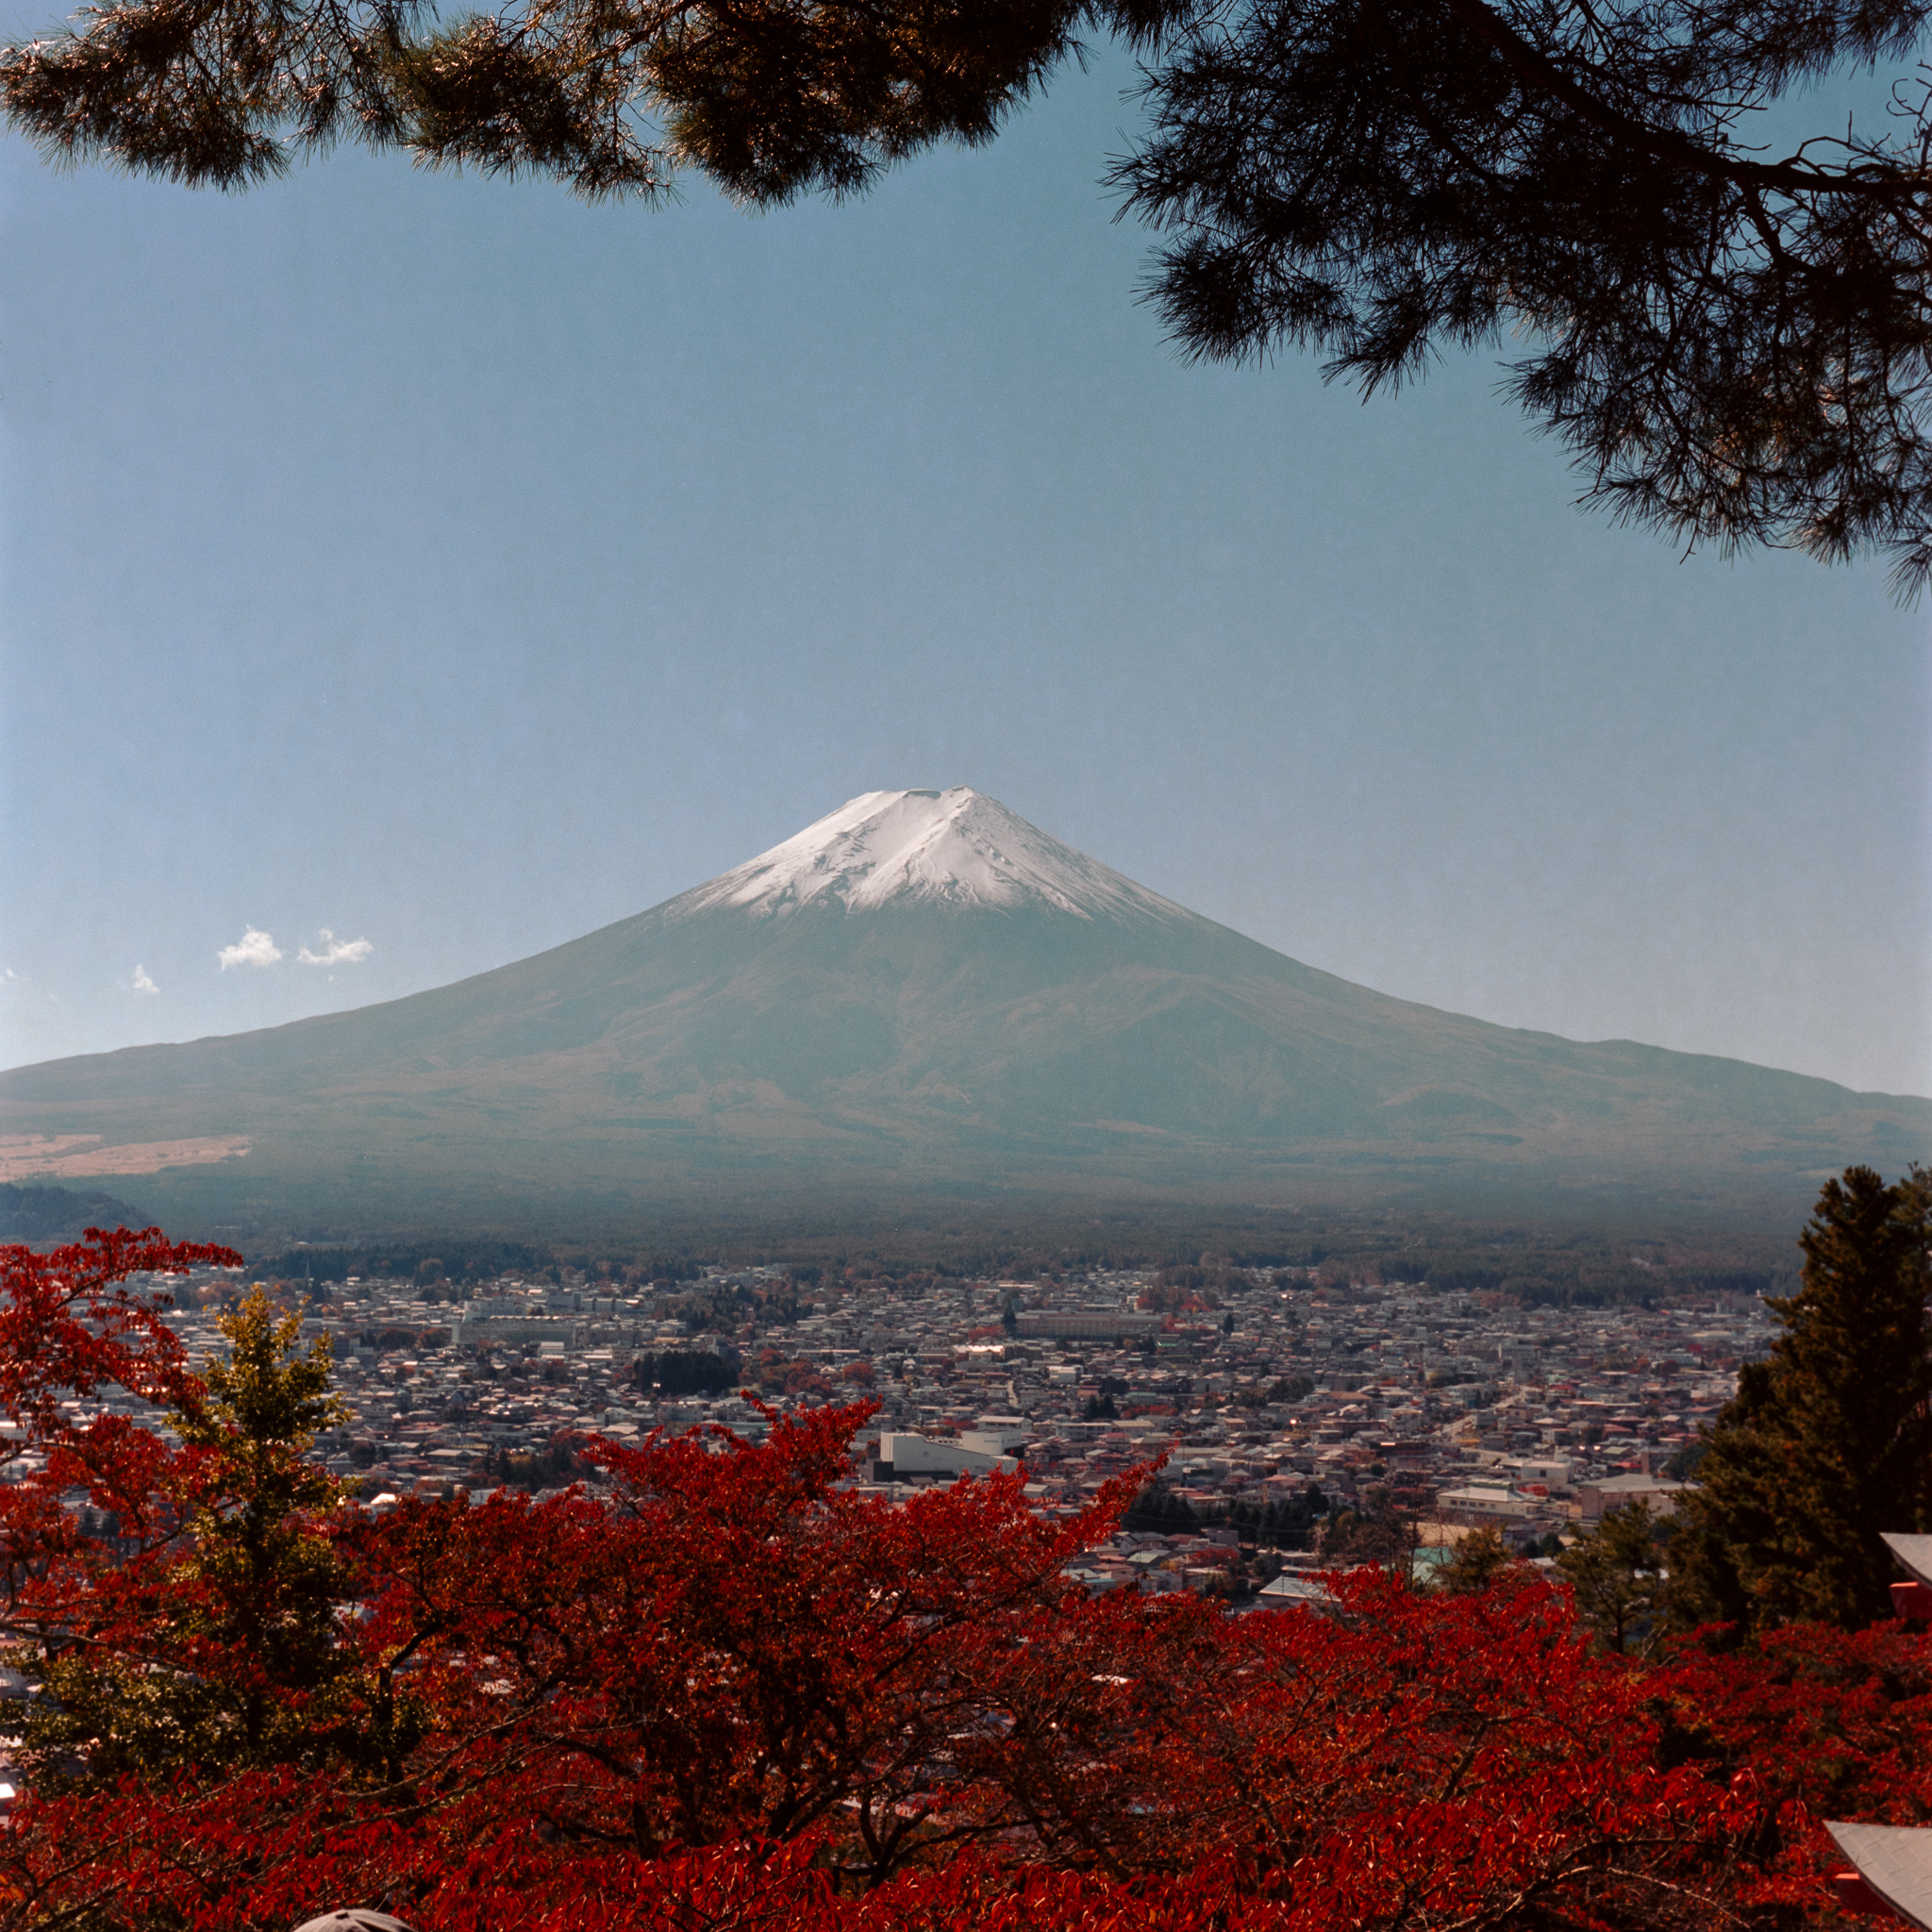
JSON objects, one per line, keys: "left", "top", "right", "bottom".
{"left": 19, "top": 1290, "right": 387, "bottom": 1785}
{"left": 1557, "top": 1502, "right": 1672, "bottom": 1655}
{"left": 1438, "top": 1524, "right": 1517, "bottom": 1594}
{"left": 1673, "top": 1165, "right": 1932, "bottom": 1636}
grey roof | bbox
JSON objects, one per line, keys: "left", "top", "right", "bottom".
{"left": 1827, "top": 1823, "right": 1932, "bottom": 1930}
{"left": 1882, "top": 1535, "right": 1932, "bottom": 1588}
{"left": 1258, "top": 1573, "right": 1337, "bottom": 1606}
{"left": 291, "top": 1915, "right": 417, "bottom": 1932}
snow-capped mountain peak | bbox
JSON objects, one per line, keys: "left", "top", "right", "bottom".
{"left": 674, "top": 788, "right": 1189, "bottom": 923}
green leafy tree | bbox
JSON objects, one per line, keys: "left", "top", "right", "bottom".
{"left": 20, "top": 1289, "right": 383, "bottom": 1785}
{"left": 634, "top": 1346, "right": 741, "bottom": 1397}
{"left": 1122, "top": 1479, "right": 1197, "bottom": 1533}
{"left": 482, "top": 1436, "right": 591, "bottom": 1490}
{"left": 1558, "top": 1502, "right": 1673, "bottom": 1656}
{"left": 1438, "top": 1524, "right": 1517, "bottom": 1594}
{"left": 1672, "top": 1165, "right": 1932, "bottom": 1636}
{"left": 1228, "top": 1485, "right": 1327, "bottom": 1550}
{"left": 1320, "top": 1485, "right": 1415, "bottom": 1569}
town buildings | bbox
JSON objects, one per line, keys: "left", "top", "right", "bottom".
{"left": 34, "top": 1256, "right": 1766, "bottom": 1591}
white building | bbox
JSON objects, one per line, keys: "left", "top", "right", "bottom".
{"left": 874, "top": 1432, "right": 1020, "bottom": 1479}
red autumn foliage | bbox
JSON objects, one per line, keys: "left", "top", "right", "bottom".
{"left": 0, "top": 1229, "right": 1924, "bottom": 1932}
{"left": 0, "top": 1226, "right": 240, "bottom": 1620}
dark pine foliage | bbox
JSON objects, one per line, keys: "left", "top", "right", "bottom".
{"left": 1674, "top": 1163, "right": 1932, "bottom": 1634}
{"left": 632, "top": 1347, "right": 743, "bottom": 1396}
{"left": 5, "top": 0, "right": 1928, "bottom": 585}
{"left": 1113, "top": 0, "right": 1932, "bottom": 592}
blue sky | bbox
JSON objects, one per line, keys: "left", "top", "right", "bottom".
{"left": 3, "top": 44, "right": 1928, "bottom": 1098}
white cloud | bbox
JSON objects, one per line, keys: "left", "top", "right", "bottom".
{"left": 131, "top": 964, "right": 159, "bottom": 995}
{"left": 218, "top": 927, "right": 284, "bottom": 970}
{"left": 297, "top": 929, "right": 374, "bottom": 968}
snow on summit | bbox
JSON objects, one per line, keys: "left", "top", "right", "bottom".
{"left": 676, "top": 788, "right": 1191, "bottom": 923}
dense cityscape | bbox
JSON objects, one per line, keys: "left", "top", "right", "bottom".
{"left": 78, "top": 1253, "right": 1773, "bottom": 1599}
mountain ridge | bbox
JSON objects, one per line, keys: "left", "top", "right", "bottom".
{"left": 3, "top": 789, "right": 1925, "bottom": 1228}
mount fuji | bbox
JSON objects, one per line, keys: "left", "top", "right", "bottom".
{"left": 3, "top": 788, "right": 1926, "bottom": 1230}
{"left": 674, "top": 788, "right": 1194, "bottom": 923}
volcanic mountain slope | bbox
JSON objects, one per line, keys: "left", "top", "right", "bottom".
{"left": 3, "top": 788, "right": 1926, "bottom": 1224}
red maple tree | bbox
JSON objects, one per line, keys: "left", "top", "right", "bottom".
{"left": 0, "top": 1227, "right": 1917, "bottom": 1932}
